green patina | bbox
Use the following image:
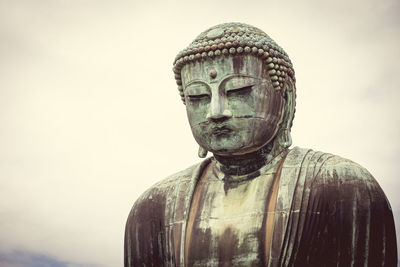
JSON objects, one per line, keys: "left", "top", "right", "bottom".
{"left": 125, "top": 22, "right": 397, "bottom": 267}
{"left": 175, "top": 23, "right": 296, "bottom": 162}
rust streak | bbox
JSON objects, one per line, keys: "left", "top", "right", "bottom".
{"left": 184, "top": 163, "right": 212, "bottom": 266}
{"left": 173, "top": 223, "right": 182, "bottom": 265}
{"left": 264, "top": 156, "right": 285, "bottom": 264}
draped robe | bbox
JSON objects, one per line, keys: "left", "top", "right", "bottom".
{"left": 124, "top": 147, "right": 397, "bottom": 266}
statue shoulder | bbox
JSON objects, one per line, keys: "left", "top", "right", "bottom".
{"left": 126, "top": 159, "right": 210, "bottom": 221}
{"left": 124, "top": 159, "right": 211, "bottom": 265}
{"left": 285, "top": 148, "right": 397, "bottom": 265}
{"left": 288, "top": 146, "right": 378, "bottom": 186}
{"left": 288, "top": 146, "right": 388, "bottom": 201}
{"left": 316, "top": 152, "right": 378, "bottom": 188}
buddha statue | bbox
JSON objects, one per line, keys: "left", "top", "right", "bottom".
{"left": 124, "top": 23, "right": 397, "bottom": 266}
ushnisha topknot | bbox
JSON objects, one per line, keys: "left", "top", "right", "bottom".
{"left": 173, "top": 22, "right": 296, "bottom": 103}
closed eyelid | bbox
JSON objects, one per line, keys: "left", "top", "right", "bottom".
{"left": 226, "top": 83, "right": 257, "bottom": 91}
{"left": 185, "top": 84, "right": 210, "bottom": 96}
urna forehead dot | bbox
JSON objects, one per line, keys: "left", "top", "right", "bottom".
{"left": 209, "top": 69, "right": 217, "bottom": 79}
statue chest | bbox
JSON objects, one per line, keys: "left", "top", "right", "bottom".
{"left": 183, "top": 163, "right": 277, "bottom": 266}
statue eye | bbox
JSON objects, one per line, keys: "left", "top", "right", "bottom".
{"left": 226, "top": 85, "right": 253, "bottom": 96}
{"left": 187, "top": 94, "right": 210, "bottom": 102}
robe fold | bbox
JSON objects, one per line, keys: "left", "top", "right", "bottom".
{"left": 124, "top": 147, "right": 397, "bottom": 266}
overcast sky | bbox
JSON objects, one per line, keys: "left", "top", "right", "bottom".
{"left": 0, "top": 0, "right": 399, "bottom": 266}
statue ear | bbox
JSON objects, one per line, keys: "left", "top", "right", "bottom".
{"left": 277, "top": 78, "right": 295, "bottom": 148}
{"left": 198, "top": 146, "right": 208, "bottom": 158}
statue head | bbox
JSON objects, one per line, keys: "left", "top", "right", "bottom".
{"left": 173, "top": 23, "right": 296, "bottom": 157}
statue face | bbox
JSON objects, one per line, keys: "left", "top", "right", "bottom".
{"left": 181, "top": 55, "right": 285, "bottom": 156}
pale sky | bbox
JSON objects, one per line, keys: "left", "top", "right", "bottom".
{"left": 0, "top": 0, "right": 399, "bottom": 266}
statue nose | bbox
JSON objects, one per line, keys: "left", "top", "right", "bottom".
{"left": 206, "top": 109, "right": 233, "bottom": 121}
{"left": 206, "top": 95, "right": 232, "bottom": 121}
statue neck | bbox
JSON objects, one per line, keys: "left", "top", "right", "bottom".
{"left": 213, "top": 140, "right": 285, "bottom": 176}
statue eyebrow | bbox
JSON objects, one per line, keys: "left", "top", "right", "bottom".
{"left": 219, "top": 74, "right": 261, "bottom": 89}
{"left": 220, "top": 74, "right": 260, "bottom": 83}
{"left": 185, "top": 74, "right": 262, "bottom": 90}
{"left": 184, "top": 79, "right": 210, "bottom": 88}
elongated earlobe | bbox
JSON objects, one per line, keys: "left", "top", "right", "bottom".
{"left": 198, "top": 146, "right": 208, "bottom": 158}
{"left": 278, "top": 127, "right": 292, "bottom": 148}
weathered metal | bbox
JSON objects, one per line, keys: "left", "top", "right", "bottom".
{"left": 124, "top": 23, "right": 397, "bottom": 266}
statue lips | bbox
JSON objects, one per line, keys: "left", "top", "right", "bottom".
{"left": 197, "top": 120, "right": 240, "bottom": 137}
{"left": 210, "top": 125, "right": 233, "bottom": 136}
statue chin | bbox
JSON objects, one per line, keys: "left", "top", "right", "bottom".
{"left": 199, "top": 136, "right": 274, "bottom": 157}
{"left": 190, "top": 115, "right": 282, "bottom": 158}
